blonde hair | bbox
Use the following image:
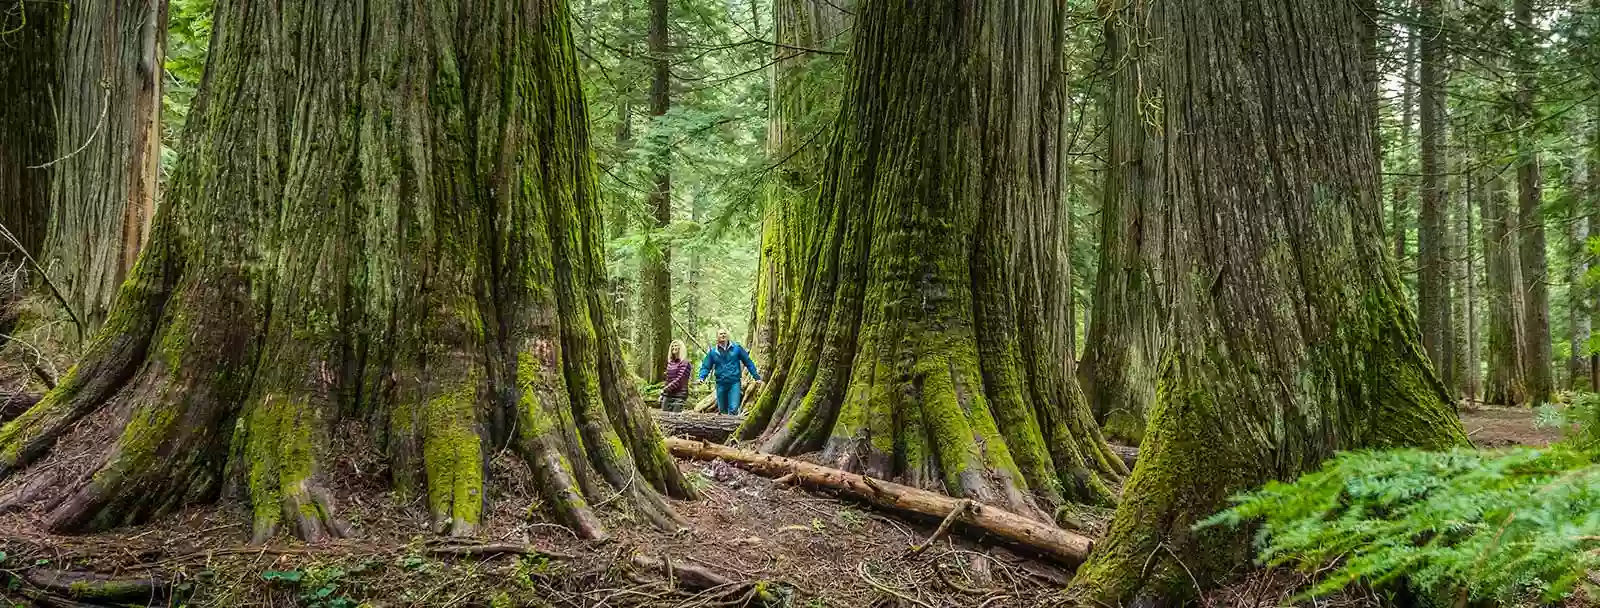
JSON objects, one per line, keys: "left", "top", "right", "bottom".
{"left": 669, "top": 340, "right": 685, "bottom": 361}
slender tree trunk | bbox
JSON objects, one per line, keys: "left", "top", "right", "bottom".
{"left": 738, "top": 0, "right": 1127, "bottom": 516}
{"left": 1515, "top": 0, "right": 1552, "bottom": 404}
{"left": 1466, "top": 178, "right": 1481, "bottom": 401}
{"left": 40, "top": 0, "right": 166, "bottom": 341}
{"left": 610, "top": 99, "right": 636, "bottom": 359}
{"left": 685, "top": 196, "right": 701, "bottom": 335}
{"left": 1569, "top": 142, "right": 1591, "bottom": 390}
{"left": 1393, "top": 7, "right": 1418, "bottom": 268}
{"left": 0, "top": 0, "right": 691, "bottom": 542}
{"left": 1418, "top": 0, "right": 1453, "bottom": 389}
{"left": 1070, "top": 0, "right": 1467, "bottom": 603}
{"left": 1591, "top": 93, "right": 1600, "bottom": 390}
{"left": 0, "top": 1, "right": 62, "bottom": 332}
{"left": 636, "top": 0, "right": 673, "bottom": 384}
{"left": 1081, "top": 0, "right": 1165, "bottom": 445}
{"left": 1450, "top": 139, "right": 1470, "bottom": 399}
{"left": 1484, "top": 163, "right": 1528, "bottom": 405}
{"left": 747, "top": 0, "right": 852, "bottom": 367}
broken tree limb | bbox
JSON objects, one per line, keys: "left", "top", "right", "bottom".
{"left": 910, "top": 499, "right": 971, "bottom": 556}
{"left": 663, "top": 438, "right": 1094, "bottom": 565}
{"left": 652, "top": 410, "right": 743, "bottom": 443}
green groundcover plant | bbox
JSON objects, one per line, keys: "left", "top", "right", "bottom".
{"left": 1202, "top": 393, "right": 1600, "bottom": 604}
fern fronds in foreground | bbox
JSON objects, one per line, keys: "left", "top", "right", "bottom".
{"left": 1202, "top": 447, "right": 1600, "bottom": 603}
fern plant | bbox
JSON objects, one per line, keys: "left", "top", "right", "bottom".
{"left": 1203, "top": 397, "right": 1600, "bottom": 604}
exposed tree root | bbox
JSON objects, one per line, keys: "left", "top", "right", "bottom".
{"left": 665, "top": 437, "right": 1094, "bottom": 565}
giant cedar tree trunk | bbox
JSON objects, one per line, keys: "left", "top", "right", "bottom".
{"left": 1515, "top": 0, "right": 1553, "bottom": 404}
{"left": 747, "top": 0, "right": 851, "bottom": 367}
{"left": 41, "top": 0, "right": 165, "bottom": 338}
{"left": 737, "top": 0, "right": 1127, "bottom": 515}
{"left": 636, "top": 0, "right": 672, "bottom": 384}
{"left": 1483, "top": 165, "right": 1529, "bottom": 404}
{"left": 1069, "top": 0, "right": 1467, "bottom": 603}
{"left": 0, "top": 2, "right": 61, "bottom": 331}
{"left": 1080, "top": 0, "right": 1164, "bottom": 446}
{"left": 1417, "top": 0, "right": 1454, "bottom": 388}
{"left": 0, "top": 0, "right": 692, "bottom": 542}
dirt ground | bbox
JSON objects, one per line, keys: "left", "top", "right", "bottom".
{"left": 0, "top": 381, "right": 1575, "bottom": 607}
{"left": 1459, "top": 402, "right": 1565, "bottom": 448}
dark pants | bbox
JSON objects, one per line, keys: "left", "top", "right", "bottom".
{"left": 715, "top": 381, "right": 742, "bottom": 415}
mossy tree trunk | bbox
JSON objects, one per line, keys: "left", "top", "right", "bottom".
{"left": 0, "top": 0, "right": 692, "bottom": 543}
{"left": 1417, "top": 0, "right": 1455, "bottom": 390}
{"left": 1068, "top": 0, "right": 1468, "bottom": 603}
{"left": 635, "top": 0, "right": 672, "bottom": 384}
{"left": 40, "top": 0, "right": 165, "bottom": 339}
{"left": 747, "top": 0, "right": 851, "bottom": 367}
{"left": 1080, "top": 0, "right": 1165, "bottom": 446}
{"left": 1514, "top": 0, "right": 1553, "bottom": 404}
{"left": 1483, "top": 164, "right": 1529, "bottom": 405}
{"left": 737, "top": 0, "right": 1128, "bottom": 517}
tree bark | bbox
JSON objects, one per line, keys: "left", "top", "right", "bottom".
{"left": 40, "top": 0, "right": 166, "bottom": 339}
{"left": 1081, "top": 0, "right": 1165, "bottom": 445}
{"left": 1570, "top": 127, "right": 1592, "bottom": 390}
{"left": 1393, "top": 3, "right": 1418, "bottom": 270}
{"left": 1417, "top": 0, "right": 1454, "bottom": 389}
{"left": 1463, "top": 172, "right": 1482, "bottom": 400}
{"left": 1515, "top": 0, "right": 1553, "bottom": 404}
{"left": 636, "top": 0, "right": 673, "bottom": 384}
{"left": 1069, "top": 0, "right": 1468, "bottom": 603}
{"left": 0, "top": 0, "right": 692, "bottom": 543}
{"left": 737, "top": 0, "right": 1127, "bottom": 517}
{"left": 747, "top": 0, "right": 852, "bottom": 367}
{"left": 1483, "top": 163, "right": 1528, "bottom": 405}
{"left": 0, "top": 1, "right": 62, "bottom": 332}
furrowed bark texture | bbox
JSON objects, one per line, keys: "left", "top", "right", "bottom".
{"left": 738, "top": 0, "right": 1127, "bottom": 519}
{"left": 1483, "top": 167, "right": 1528, "bottom": 405}
{"left": 1081, "top": 0, "right": 1165, "bottom": 445}
{"left": 1514, "top": 0, "right": 1552, "bottom": 404}
{"left": 747, "top": 0, "right": 851, "bottom": 367}
{"left": 1417, "top": 0, "right": 1453, "bottom": 388}
{"left": 0, "top": 1, "right": 61, "bottom": 329}
{"left": 636, "top": 0, "right": 672, "bottom": 384}
{"left": 1069, "top": 1, "right": 1468, "bottom": 604}
{"left": 41, "top": 0, "right": 165, "bottom": 337}
{"left": 0, "top": 0, "right": 691, "bottom": 542}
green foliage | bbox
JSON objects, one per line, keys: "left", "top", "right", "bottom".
{"left": 160, "top": 0, "right": 212, "bottom": 177}
{"left": 1206, "top": 396, "right": 1600, "bottom": 603}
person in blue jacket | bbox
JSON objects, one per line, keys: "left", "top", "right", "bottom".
{"left": 697, "top": 328, "right": 760, "bottom": 414}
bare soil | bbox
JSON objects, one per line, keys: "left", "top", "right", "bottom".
{"left": 1459, "top": 402, "right": 1565, "bottom": 448}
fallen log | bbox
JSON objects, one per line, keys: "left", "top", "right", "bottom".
{"left": 663, "top": 437, "right": 1093, "bottom": 565}
{"left": 652, "top": 410, "right": 743, "bottom": 443}
{"left": 0, "top": 390, "right": 41, "bottom": 423}
{"left": 21, "top": 568, "right": 168, "bottom": 603}
{"left": 1108, "top": 443, "right": 1138, "bottom": 469}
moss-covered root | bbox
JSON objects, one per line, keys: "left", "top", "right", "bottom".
{"left": 236, "top": 395, "right": 347, "bottom": 543}
{"left": 39, "top": 272, "right": 258, "bottom": 534}
{"left": 0, "top": 231, "right": 176, "bottom": 480}
{"left": 393, "top": 379, "right": 487, "bottom": 537}
{"left": 1067, "top": 360, "right": 1260, "bottom": 607}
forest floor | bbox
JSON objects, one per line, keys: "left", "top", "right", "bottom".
{"left": 0, "top": 388, "right": 1572, "bottom": 607}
